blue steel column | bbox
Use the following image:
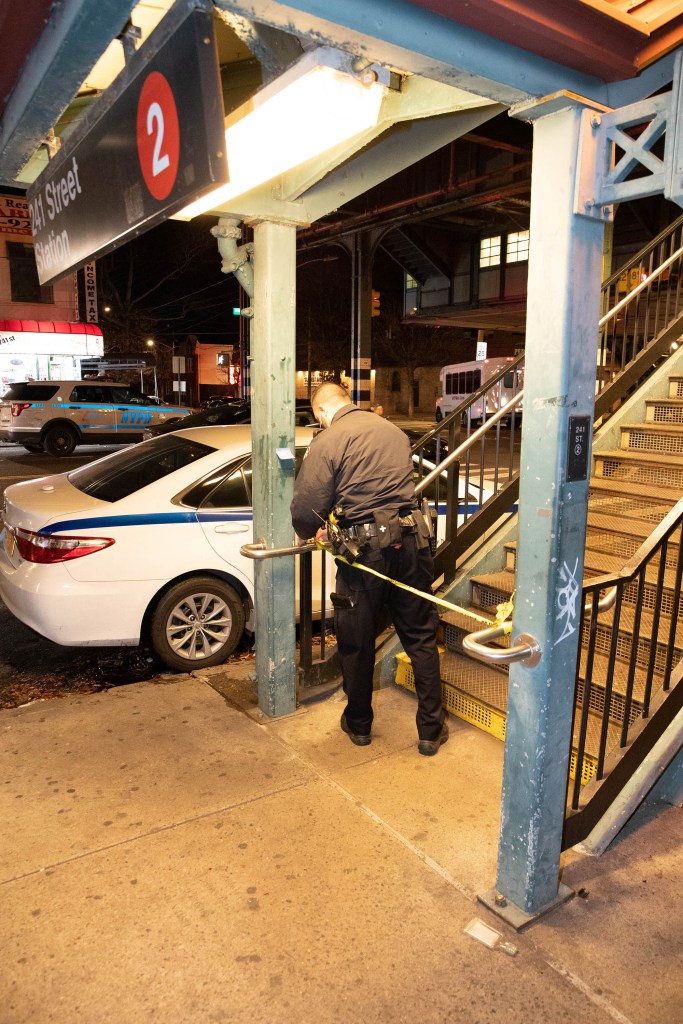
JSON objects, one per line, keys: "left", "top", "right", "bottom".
{"left": 251, "top": 219, "right": 298, "bottom": 718}
{"left": 489, "top": 100, "right": 605, "bottom": 921}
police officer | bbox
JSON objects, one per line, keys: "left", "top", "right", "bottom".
{"left": 291, "top": 382, "right": 448, "bottom": 756}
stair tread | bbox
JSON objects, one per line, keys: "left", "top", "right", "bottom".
{"left": 594, "top": 447, "right": 683, "bottom": 464}
{"left": 589, "top": 477, "right": 679, "bottom": 502}
{"left": 586, "top": 511, "right": 674, "bottom": 536}
{"left": 620, "top": 421, "right": 683, "bottom": 434}
{"left": 501, "top": 512, "right": 674, "bottom": 538}
{"left": 470, "top": 569, "right": 515, "bottom": 595}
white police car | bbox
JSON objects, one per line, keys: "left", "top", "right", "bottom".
{"left": 0, "top": 425, "right": 326, "bottom": 672}
{"left": 0, "top": 380, "right": 193, "bottom": 455}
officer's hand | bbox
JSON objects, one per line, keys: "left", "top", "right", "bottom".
{"left": 315, "top": 526, "right": 329, "bottom": 544}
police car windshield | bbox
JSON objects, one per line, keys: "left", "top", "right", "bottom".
{"left": 67, "top": 435, "right": 215, "bottom": 503}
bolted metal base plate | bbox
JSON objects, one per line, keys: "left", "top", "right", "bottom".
{"left": 477, "top": 883, "right": 574, "bottom": 931}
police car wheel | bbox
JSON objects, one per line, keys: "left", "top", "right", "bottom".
{"left": 149, "top": 576, "right": 246, "bottom": 671}
{"left": 43, "top": 424, "right": 78, "bottom": 457}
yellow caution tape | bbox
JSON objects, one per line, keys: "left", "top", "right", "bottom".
{"left": 316, "top": 540, "right": 498, "bottom": 626}
{"left": 494, "top": 589, "right": 515, "bottom": 626}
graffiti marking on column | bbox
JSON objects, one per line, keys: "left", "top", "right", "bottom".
{"left": 555, "top": 558, "right": 579, "bottom": 645}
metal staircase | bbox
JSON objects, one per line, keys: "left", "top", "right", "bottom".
{"left": 402, "top": 217, "right": 683, "bottom": 849}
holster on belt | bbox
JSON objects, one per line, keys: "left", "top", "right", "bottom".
{"left": 412, "top": 507, "right": 432, "bottom": 550}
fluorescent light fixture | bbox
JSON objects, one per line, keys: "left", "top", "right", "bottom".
{"left": 176, "top": 48, "right": 388, "bottom": 219}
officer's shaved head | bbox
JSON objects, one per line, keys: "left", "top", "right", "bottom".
{"left": 312, "top": 382, "right": 352, "bottom": 428}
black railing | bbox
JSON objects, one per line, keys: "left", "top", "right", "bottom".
{"left": 298, "top": 545, "right": 338, "bottom": 693}
{"left": 410, "top": 354, "right": 524, "bottom": 581}
{"left": 563, "top": 496, "right": 683, "bottom": 847}
{"left": 597, "top": 214, "right": 683, "bottom": 418}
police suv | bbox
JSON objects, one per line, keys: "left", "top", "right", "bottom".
{"left": 0, "top": 380, "right": 193, "bottom": 456}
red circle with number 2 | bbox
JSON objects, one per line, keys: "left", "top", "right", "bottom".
{"left": 136, "top": 72, "right": 180, "bottom": 200}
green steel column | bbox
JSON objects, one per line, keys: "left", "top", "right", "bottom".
{"left": 251, "top": 219, "right": 297, "bottom": 718}
{"left": 491, "top": 100, "right": 605, "bottom": 921}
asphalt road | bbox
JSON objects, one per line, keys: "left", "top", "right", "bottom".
{"left": 0, "top": 443, "right": 169, "bottom": 708}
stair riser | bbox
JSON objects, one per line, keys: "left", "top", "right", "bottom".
{"left": 442, "top": 621, "right": 510, "bottom": 668}
{"left": 647, "top": 404, "right": 683, "bottom": 425}
{"left": 575, "top": 682, "right": 642, "bottom": 728}
{"left": 593, "top": 455, "right": 683, "bottom": 489}
{"left": 621, "top": 428, "right": 683, "bottom": 455}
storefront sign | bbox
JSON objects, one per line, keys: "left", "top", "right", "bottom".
{"left": 0, "top": 195, "right": 31, "bottom": 236}
{"left": 27, "top": 0, "right": 227, "bottom": 285}
{"left": 83, "top": 263, "right": 98, "bottom": 323}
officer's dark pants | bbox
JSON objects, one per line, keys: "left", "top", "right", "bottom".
{"left": 333, "top": 533, "right": 444, "bottom": 741}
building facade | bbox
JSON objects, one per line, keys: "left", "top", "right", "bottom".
{"left": 0, "top": 192, "right": 102, "bottom": 389}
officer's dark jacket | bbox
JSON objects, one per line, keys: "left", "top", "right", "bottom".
{"left": 291, "top": 404, "right": 415, "bottom": 539}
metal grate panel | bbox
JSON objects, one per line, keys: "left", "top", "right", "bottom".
{"left": 394, "top": 653, "right": 507, "bottom": 740}
{"left": 585, "top": 528, "right": 680, "bottom": 569}
{"left": 625, "top": 429, "right": 683, "bottom": 454}
{"left": 581, "top": 618, "right": 682, "bottom": 675}
{"left": 599, "top": 457, "right": 683, "bottom": 488}
{"left": 623, "top": 579, "right": 680, "bottom": 618}
{"left": 652, "top": 405, "right": 683, "bottom": 424}
{"left": 472, "top": 585, "right": 509, "bottom": 613}
{"left": 588, "top": 493, "right": 671, "bottom": 522}
{"left": 575, "top": 677, "right": 642, "bottom": 726}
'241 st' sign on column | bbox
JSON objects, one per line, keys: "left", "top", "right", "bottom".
{"left": 27, "top": 0, "right": 227, "bottom": 286}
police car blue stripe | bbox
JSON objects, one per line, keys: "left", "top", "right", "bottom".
{"left": 54, "top": 403, "right": 191, "bottom": 414}
{"left": 42, "top": 510, "right": 252, "bottom": 535}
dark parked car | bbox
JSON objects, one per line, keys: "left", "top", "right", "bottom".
{"left": 141, "top": 400, "right": 316, "bottom": 440}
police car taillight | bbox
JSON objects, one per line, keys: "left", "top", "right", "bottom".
{"left": 11, "top": 402, "right": 32, "bottom": 417}
{"left": 14, "top": 527, "right": 114, "bottom": 563}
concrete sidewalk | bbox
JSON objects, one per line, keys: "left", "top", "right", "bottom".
{"left": 1, "top": 663, "right": 680, "bottom": 1024}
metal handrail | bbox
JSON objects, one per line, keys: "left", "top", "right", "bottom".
{"left": 462, "top": 623, "right": 542, "bottom": 667}
{"left": 601, "top": 212, "right": 683, "bottom": 290}
{"left": 241, "top": 538, "right": 316, "bottom": 559}
{"left": 598, "top": 244, "right": 683, "bottom": 328}
{"left": 584, "top": 585, "right": 618, "bottom": 614}
{"left": 414, "top": 389, "right": 524, "bottom": 496}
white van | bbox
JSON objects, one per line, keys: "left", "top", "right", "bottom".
{"left": 435, "top": 357, "right": 523, "bottom": 422}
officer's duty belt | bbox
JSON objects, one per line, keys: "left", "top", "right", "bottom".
{"left": 344, "top": 514, "right": 416, "bottom": 539}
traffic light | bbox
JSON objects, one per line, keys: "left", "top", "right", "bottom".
{"left": 371, "top": 289, "right": 381, "bottom": 317}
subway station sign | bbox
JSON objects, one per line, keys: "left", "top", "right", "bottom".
{"left": 27, "top": 0, "right": 227, "bottom": 286}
